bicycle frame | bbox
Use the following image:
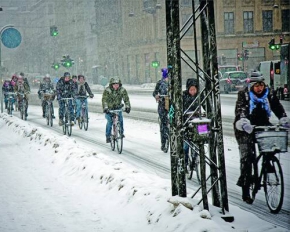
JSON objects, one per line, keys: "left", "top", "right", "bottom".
{"left": 17, "top": 92, "right": 28, "bottom": 120}
{"left": 5, "top": 92, "right": 16, "bottom": 115}
{"left": 43, "top": 93, "right": 55, "bottom": 127}
{"left": 77, "top": 96, "right": 89, "bottom": 130}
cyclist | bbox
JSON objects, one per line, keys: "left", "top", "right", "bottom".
{"left": 234, "top": 76, "right": 289, "bottom": 204}
{"left": 38, "top": 74, "right": 56, "bottom": 118}
{"left": 2, "top": 79, "right": 15, "bottom": 110}
{"left": 56, "top": 72, "right": 77, "bottom": 126}
{"left": 75, "top": 74, "right": 94, "bottom": 122}
{"left": 19, "top": 72, "right": 31, "bottom": 92}
{"left": 14, "top": 75, "right": 30, "bottom": 119}
{"left": 183, "top": 78, "right": 201, "bottom": 172}
{"left": 102, "top": 77, "right": 131, "bottom": 143}
{"left": 153, "top": 67, "right": 169, "bottom": 151}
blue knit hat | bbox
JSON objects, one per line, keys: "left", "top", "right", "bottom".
{"left": 161, "top": 68, "right": 168, "bottom": 79}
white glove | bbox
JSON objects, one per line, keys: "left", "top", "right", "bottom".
{"left": 236, "top": 118, "right": 253, "bottom": 134}
{"left": 279, "top": 117, "right": 290, "bottom": 128}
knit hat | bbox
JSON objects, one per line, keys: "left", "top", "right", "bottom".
{"left": 186, "top": 78, "right": 199, "bottom": 90}
{"left": 249, "top": 76, "right": 265, "bottom": 89}
{"left": 161, "top": 68, "right": 168, "bottom": 79}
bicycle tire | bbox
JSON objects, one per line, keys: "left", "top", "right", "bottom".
{"left": 110, "top": 128, "right": 116, "bottom": 151}
{"left": 67, "top": 111, "right": 72, "bottom": 137}
{"left": 264, "top": 155, "right": 284, "bottom": 214}
{"left": 186, "top": 153, "right": 194, "bottom": 180}
{"left": 163, "top": 132, "right": 169, "bottom": 153}
{"left": 195, "top": 155, "right": 201, "bottom": 185}
{"left": 46, "top": 104, "right": 50, "bottom": 126}
{"left": 7, "top": 101, "right": 12, "bottom": 115}
{"left": 83, "top": 109, "right": 88, "bottom": 131}
{"left": 50, "top": 104, "right": 53, "bottom": 127}
{"left": 20, "top": 101, "right": 24, "bottom": 120}
{"left": 23, "top": 100, "right": 27, "bottom": 121}
{"left": 116, "top": 122, "right": 123, "bottom": 154}
{"left": 78, "top": 117, "right": 83, "bottom": 129}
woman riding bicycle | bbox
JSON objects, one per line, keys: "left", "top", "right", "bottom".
{"left": 183, "top": 78, "right": 204, "bottom": 172}
{"left": 234, "top": 76, "right": 289, "bottom": 204}
{"left": 153, "top": 68, "right": 169, "bottom": 152}
{"left": 75, "top": 74, "right": 94, "bottom": 122}
{"left": 14, "top": 75, "right": 30, "bottom": 119}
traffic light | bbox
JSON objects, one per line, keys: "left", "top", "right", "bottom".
{"left": 244, "top": 49, "right": 249, "bottom": 60}
{"left": 61, "top": 55, "right": 74, "bottom": 68}
{"left": 237, "top": 52, "right": 243, "bottom": 61}
{"left": 50, "top": 26, "right": 58, "bottom": 36}
{"left": 51, "top": 62, "right": 60, "bottom": 70}
{"left": 151, "top": 61, "right": 160, "bottom": 68}
{"left": 268, "top": 38, "right": 280, "bottom": 50}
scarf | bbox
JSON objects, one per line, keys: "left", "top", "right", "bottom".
{"left": 249, "top": 88, "right": 271, "bottom": 117}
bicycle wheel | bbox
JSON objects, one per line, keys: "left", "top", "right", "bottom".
{"left": 46, "top": 104, "right": 50, "bottom": 126}
{"left": 7, "top": 101, "right": 12, "bottom": 115}
{"left": 110, "top": 125, "right": 115, "bottom": 151}
{"left": 49, "top": 104, "right": 53, "bottom": 127}
{"left": 20, "top": 101, "right": 24, "bottom": 120}
{"left": 186, "top": 151, "right": 194, "bottom": 180}
{"left": 163, "top": 133, "right": 169, "bottom": 153}
{"left": 195, "top": 154, "right": 201, "bottom": 185}
{"left": 264, "top": 155, "right": 284, "bottom": 214}
{"left": 78, "top": 116, "right": 83, "bottom": 129}
{"left": 67, "top": 112, "right": 72, "bottom": 137}
{"left": 116, "top": 122, "right": 123, "bottom": 154}
{"left": 83, "top": 109, "right": 88, "bottom": 131}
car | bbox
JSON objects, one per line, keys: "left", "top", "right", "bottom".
{"left": 219, "top": 71, "right": 248, "bottom": 93}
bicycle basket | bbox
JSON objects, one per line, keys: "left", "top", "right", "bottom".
{"left": 255, "top": 127, "right": 288, "bottom": 153}
{"left": 43, "top": 93, "right": 55, "bottom": 101}
{"left": 187, "top": 117, "right": 211, "bottom": 142}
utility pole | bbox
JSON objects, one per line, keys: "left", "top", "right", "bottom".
{"left": 165, "top": 0, "right": 186, "bottom": 197}
{"left": 165, "top": 0, "right": 230, "bottom": 218}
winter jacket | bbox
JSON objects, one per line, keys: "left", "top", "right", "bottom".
{"left": 38, "top": 81, "right": 55, "bottom": 94}
{"left": 14, "top": 81, "right": 30, "bottom": 100}
{"left": 76, "top": 82, "right": 93, "bottom": 97}
{"left": 56, "top": 78, "right": 76, "bottom": 100}
{"left": 153, "top": 79, "right": 169, "bottom": 114}
{"left": 2, "top": 81, "right": 14, "bottom": 94}
{"left": 233, "top": 86, "right": 287, "bottom": 143}
{"left": 102, "top": 78, "right": 130, "bottom": 110}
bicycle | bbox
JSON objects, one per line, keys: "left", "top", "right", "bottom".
{"left": 42, "top": 92, "right": 55, "bottom": 127}
{"left": 17, "top": 92, "right": 29, "bottom": 120}
{"left": 250, "top": 125, "right": 288, "bottom": 214}
{"left": 109, "top": 106, "right": 124, "bottom": 154}
{"left": 157, "top": 94, "right": 170, "bottom": 153}
{"left": 5, "top": 92, "right": 16, "bottom": 116}
{"left": 60, "top": 97, "right": 74, "bottom": 136}
{"left": 184, "top": 139, "right": 201, "bottom": 184}
{"left": 77, "top": 96, "right": 89, "bottom": 131}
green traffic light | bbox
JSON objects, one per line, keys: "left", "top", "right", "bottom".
{"left": 52, "top": 31, "right": 58, "bottom": 36}
{"left": 151, "top": 61, "right": 159, "bottom": 68}
{"left": 275, "top": 44, "right": 280, "bottom": 50}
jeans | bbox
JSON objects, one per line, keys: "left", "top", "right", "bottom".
{"left": 105, "top": 112, "right": 124, "bottom": 138}
{"left": 75, "top": 98, "right": 87, "bottom": 118}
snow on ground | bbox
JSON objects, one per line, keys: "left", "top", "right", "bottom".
{"left": 0, "top": 112, "right": 287, "bottom": 232}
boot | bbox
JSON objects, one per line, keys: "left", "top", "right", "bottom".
{"left": 242, "top": 186, "right": 253, "bottom": 204}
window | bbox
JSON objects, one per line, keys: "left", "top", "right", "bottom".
{"left": 262, "top": 10, "right": 272, "bottom": 32}
{"left": 243, "top": 11, "right": 253, "bottom": 33}
{"left": 224, "top": 12, "right": 234, "bottom": 34}
{"left": 282, "top": 10, "right": 290, "bottom": 32}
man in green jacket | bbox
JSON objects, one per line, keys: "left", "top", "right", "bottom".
{"left": 102, "top": 77, "right": 131, "bottom": 143}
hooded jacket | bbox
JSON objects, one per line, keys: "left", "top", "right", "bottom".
{"left": 102, "top": 77, "right": 130, "bottom": 110}
{"left": 183, "top": 78, "right": 200, "bottom": 116}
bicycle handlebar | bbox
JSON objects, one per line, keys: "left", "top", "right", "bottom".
{"left": 60, "top": 97, "right": 74, "bottom": 100}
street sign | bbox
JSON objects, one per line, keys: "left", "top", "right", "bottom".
{"left": 1, "top": 27, "right": 22, "bottom": 48}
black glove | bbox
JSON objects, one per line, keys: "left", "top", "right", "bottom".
{"left": 125, "top": 107, "right": 131, "bottom": 114}
{"left": 89, "top": 94, "right": 94, "bottom": 98}
{"left": 104, "top": 108, "right": 109, "bottom": 114}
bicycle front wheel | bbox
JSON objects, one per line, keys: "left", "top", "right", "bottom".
{"left": 116, "top": 122, "right": 123, "bottom": 154}
{"left": 46, "top": 104, "right": 50, "bottom": 126}
{"left": 195, "top": 154, "right": 201, "bottom": 185}
{"left": 49, "top": 105, "right": 53, "bottom": 127}
{"left": 83, "top": 109, "right": 88, "bottom": 131}
{"left": 264, "top": 155, "right": 284, "bottom": 214}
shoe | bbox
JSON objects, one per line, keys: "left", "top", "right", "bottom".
{"left": 106, "top": 137, "right": 111, "bottom": 143}
{"left": 59, "top": 119, "right": 64, "bottom": 126}
{"left": 52, "top": 115, "right": 55, "bottom": 119}
{"left": 242, "top": 196, "right": 253, "bottom": 204}
{"left": 71, "top": 121, "right": 74, "bottom": 126}
{"left": 5, "top": 105, "right": 7, "bottom": 109}
{"left": 121, "top": 134, "right": 125, "bottom": 138}
{"left": 42, "top": 114, "right": 45, "bottom": 118}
